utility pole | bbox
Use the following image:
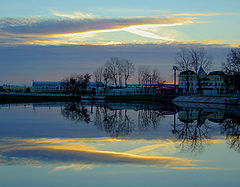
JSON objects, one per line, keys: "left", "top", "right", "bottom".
{"left": 173, "top": 66, "right": 178, "bottom": 95}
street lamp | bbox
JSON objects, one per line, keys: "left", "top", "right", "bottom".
{"left": 173, "top": 66, "right": 178, "bottom": 86}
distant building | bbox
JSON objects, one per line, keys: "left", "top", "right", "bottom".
{"left": 179, "top": 67, "right": 227, "bottom": 95}
{"left": 32, "top": 81, "right": 104, "bottom": 93}
{"left": 32, "top": 81, "right": 64, "bottom": 92}
{"left": 2, "top": 84, "right": 28, "bottom": 92}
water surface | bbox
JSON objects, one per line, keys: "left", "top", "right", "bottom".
{"left": 0, "top": 101, "right": 239, "bottom": 187}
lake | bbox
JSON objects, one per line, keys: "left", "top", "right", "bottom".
{"left": 0, "top": 101, "right": 239, "bottom": 187}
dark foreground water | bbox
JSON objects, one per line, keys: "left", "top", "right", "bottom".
{"left": 0, "top": 101, "right": 240, "bottom": 187}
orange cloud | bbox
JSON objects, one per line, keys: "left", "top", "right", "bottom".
{"left": 0, "top": 137, "right": 223, "bottom": 171}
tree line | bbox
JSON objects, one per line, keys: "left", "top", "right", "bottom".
{"left": 62, "top": 47, "right": 240, "bottom": 94}
{"left": 62, "top": 57, "right": 163, "bottom": 94}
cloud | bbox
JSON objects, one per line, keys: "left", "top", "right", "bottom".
{"left": 51, "top": 10, "right": 96, "bottom": 19}
{"left": 51, "top": 164, "right": 95, "bottom": 173}
{"left": 165, "top": 13, "right": 234, "bottom": 17}
{"left": 0, "top": 14, "right": 196, "bottom": 45}
{"left": 126, "top": 143, "right": 174, "bottom": 155}
{"left": 2, "top": 146, "right": 195, "bottom": 167}
{"left": 0, "top": 16, "right": 193, "bottom": 35}
{"left": 0, "top": 11, "right": 237, "bottom": 46}
{"left": 0, "top": 137, "right": 207, "bottom": 170}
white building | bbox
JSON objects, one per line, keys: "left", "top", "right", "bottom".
{"left": 179, "top": 68, "right": 227, "bottom": 96}
{"left": 32, "top": 81, "right": 64, "bottom": 92}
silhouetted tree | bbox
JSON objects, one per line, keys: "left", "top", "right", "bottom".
{"left": 101, "top": 57, "right": 134, "bottom": 87}
{"left": 137, "top": 66, "right": 162, "bottom": 93}
{"left": 104, "top": 57, "right": 119, "bottom": 86}
{"left": 63, "top": 73, "right": 91, "bottom": 95}
{"left": 120, "top": 59, "right": 135, "bottom": 87}
{"left": 222, "top": 48, "right": 240, "bottom": 91}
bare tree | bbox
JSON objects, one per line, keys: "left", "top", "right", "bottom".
{"left": 102, "top": 57, "right": 134, "bottom": 87}
{"left": 138, "top": 66, "right": 147, "bottom": 85}
{"left": 175, "top": 48, "right": 192, "bottom": 72}
{"left": 223, "top": 48, "right": 240, "bottom": 74}
{"left": 93, "top": 66, "right": 103, "bottom": 88}
{"left": 104, "top": 57, "right": 120, "bottom": 86}
{"left": 175, "top": 47, "right": 212, "bottom": 94}
{"left": 93, "top": 67, "right": 103, "bottom": 82}
{"left": 103, "top": 67, "right": 112, "bottom": 86}
{"left": 190, "top": 48, "right": 212, "bottom": 73}
{"left": 222, "top": 48, "right": 240, "bottom": 91}
{"left": 151, "top": 68, "right": 162, "bottom": 85}
{"left": 121, "top": 59, "right": 135, "bottom": 87}
{"left": 116, "top": 60, "right": 124, "bottom": 87}
{"left": 175, "top": 48, "right": 192, "bottom": 94}
{"left": 138, "top": 66, "right": 162, "bottom": 87}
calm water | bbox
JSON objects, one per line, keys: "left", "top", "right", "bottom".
{"left": 0, "top": 101, "right": 240, "bottom": 187}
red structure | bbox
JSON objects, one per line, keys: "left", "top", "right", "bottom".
{"left": 156, "top": 84, "right": 181, "bottom": 96}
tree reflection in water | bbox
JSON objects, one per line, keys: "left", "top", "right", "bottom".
{"left": 61, "top": 102, "right": 240, "bottom": 153}
{"left": 174, "top": 108, "right": 214, "bottom": 153}
{"left": 61, "top": 103, "right": 91, "bottom": 123}
{"left": 138, "top": 107, "right": 164, "bottom": 131}
{"left": 175, "top": 106, "right": 240, "bottom": 154}
{"left": 94, "top": 106, "right": 135, "bottom": 137}
{"left": 220, "top": 114, "right": 240, "bottom": 153}
{"left": 61, "top": 102, "right": 171, "bottom": 137}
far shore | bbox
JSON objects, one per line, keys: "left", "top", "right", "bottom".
{"left": 0, "top": 93, "right": 175, "bottom": 104}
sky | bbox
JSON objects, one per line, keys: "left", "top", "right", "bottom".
{"left": 0, "top": 0, "right": 240, "bottom": 85}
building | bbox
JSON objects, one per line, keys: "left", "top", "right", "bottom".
{"left": 2, "top": 84, "right": 29, "bottom": 92}
{"left": 32, "top": 81, "right": 104, "bottom": 93}
{"left": 179, "top": 68, "right": 227, "bottom": 96}
{"left": 32, "top": 81, "right": 64, "bottom": 92}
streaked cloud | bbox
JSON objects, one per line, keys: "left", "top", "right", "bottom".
{"left": 51, "top": 164, "right": 95, "bottom": 172}
{"left": 0, "top": 137, "right": 215, "bottom": 170}
{"left": 126, "top": 142, "right": 175, "bottom": 155}
{"left": 0, "top": 10, "right": 238, "bottom": 46}
{"left": 0, "top": 12, "right": 197, "bottom": 45}
{"left": 0, "top": 16, "right": 193, "bottom": 35}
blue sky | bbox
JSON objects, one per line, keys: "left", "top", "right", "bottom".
{"left": 0, "top": 0, "right": 239, "bottom": 84}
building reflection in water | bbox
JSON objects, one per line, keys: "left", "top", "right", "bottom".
{"left": 175, "top": 108, "right": 218, "bottom": 153}
{"left": 175, "top": 103, "right": 240, "bottom": 153}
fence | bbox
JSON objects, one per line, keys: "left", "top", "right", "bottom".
{"left": 179, "top": 91, "right": 239, "bottom": 98}
{"left": 96, "top": 87, "right": 157, "bottom": 96}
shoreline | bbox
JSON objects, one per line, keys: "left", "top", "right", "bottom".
{"left": 0, "top": 93, "right": 175, "bottom": 104}
{"left": 1, "top": 92, "right": 239, "bottom": 105}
